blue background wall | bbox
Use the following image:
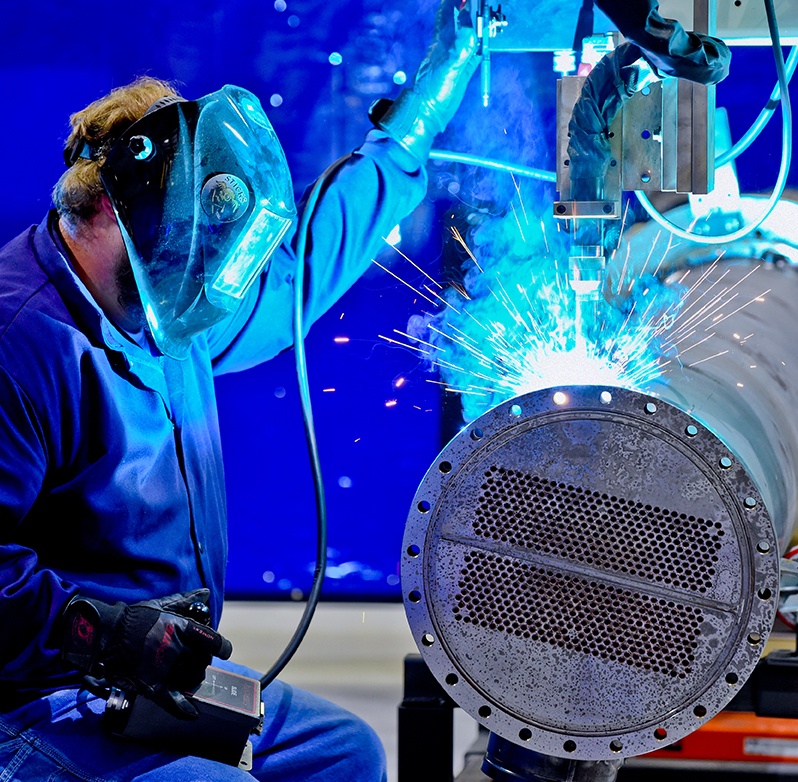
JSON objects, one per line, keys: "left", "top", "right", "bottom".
{"left": 0, "top": 0, "right": 795, "bottom": 600}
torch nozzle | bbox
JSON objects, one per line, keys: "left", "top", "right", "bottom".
{"left": 568, "top": 245, "right": 606, "bottom": 338}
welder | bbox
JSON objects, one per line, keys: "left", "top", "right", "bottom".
{"left": 0, "top": 2, "right": 479, "bottom": 779}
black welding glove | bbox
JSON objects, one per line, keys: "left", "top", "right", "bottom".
{"left": 61, "top": 588, "right": 233, "bottom": 719}
{"left": 371, "top": 0, "right": 480, "bottom": 163}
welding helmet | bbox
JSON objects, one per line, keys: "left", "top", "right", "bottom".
{"left": 99, "top": 85, "right": 296, "bottom": 358}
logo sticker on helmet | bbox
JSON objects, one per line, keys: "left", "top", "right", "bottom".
{"left": 201, "top": 174, "right": 250, "bottom": 223}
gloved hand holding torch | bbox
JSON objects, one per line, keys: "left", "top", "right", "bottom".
{"left": 371, "top": 0, "right": 481, "bottom": 163}
{"left": 61, "top": 588, "right": 232, "bottom": 720}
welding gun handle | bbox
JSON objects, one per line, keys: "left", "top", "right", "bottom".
{"left": 61, "top": 590, "right": 233, "bottom": 720}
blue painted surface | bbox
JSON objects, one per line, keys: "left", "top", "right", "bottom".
{"left": 0, "top": 1, "right": 795, "bottom": 600}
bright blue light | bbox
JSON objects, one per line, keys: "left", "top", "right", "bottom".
{"left": 393, "top": 70, "right": 407, "bottom": 85}
{"left": 418, "top": 188, "right": 673, "bottom": 422}
{"left": 329, "top": 52, "right": 343, "bottom": 66}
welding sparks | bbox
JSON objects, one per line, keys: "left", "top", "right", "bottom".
{"left": 374, "top": 181, "right": 769, "bottom": 423}
{"left": 371, "top": 258, "right": 438, "bottom": 306}
{"left": 451, "top": 226, "right": 484, "bottom": 273}
{"left": 414, "top": 209, "right": 675, "bottom": 418}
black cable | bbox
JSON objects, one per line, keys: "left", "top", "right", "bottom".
{"left": 259, "top": 156, "right": 351, "bottom": 689}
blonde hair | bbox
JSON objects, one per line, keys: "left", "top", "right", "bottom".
{"left": 53, "top": 76, "right": 181, "bottom": 225}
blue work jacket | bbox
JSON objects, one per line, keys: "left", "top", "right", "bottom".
{"left": 0, "top": 132, "right": 427, "bottom": 699}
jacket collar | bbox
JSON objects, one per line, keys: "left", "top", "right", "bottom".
{"left": 33, "top": 211, "right": 173, "bottom": 399}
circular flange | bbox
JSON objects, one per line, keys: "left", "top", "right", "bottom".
{"left": 402, "top": 385, "right": 779, "bottom": 760}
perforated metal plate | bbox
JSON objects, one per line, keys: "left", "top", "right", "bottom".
{"left": 402, "top": 386, "right": 779, "bottom": 760}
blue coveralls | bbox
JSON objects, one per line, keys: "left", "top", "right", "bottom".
{"left": 0, "top": 130, "right": 427, "bottom": 781}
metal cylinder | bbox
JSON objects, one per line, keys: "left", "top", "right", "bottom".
{"left": 619, "top": 198, "right": 798, "bottom": 552}
{"left": 401, "top": 196, "right": 798, "bottom": 764}
{"left": 403, "top": 384, "right": 779, "bottom": 761}
{"left": 483, "top": 733, "right": 624, "bottom": 781}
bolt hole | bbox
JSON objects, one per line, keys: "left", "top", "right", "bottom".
{"left": 748, "top": 632, "right": 762, "bottom": 645}
{"left": 445, "top": 673, "right": 459, "bottom": 686}
{"left": 654, "top": 728, "right": 668, "bottom": 741}
{"left": 407, "top": 544, "right": 420, "bottom": 558}
{"left": 417, "top": 501, "right": 431, "bottom": 514}
{"left": 641, "top": 129, "right": 652, "bottom": 140}
{"left": 694, "top": 705, "right": 707, "bottom": 718}
{"left": 600, "top": 391, "right": 612, "bottom": 405}
{"left": 744, "top": 497, "right": 757, "bottom": 509}
{"left": 758, "top": 587, "right": 772, "bottom": 600}
{"left": 556, "top": 204, "right": 567, "bottom": 214}
{"left": 519, "top": 728, "right": 532, "bottom": 741}
{"left": 757, "top": 541, "right": 771, "bottom": 554}
{"left": 719, "top": 456, "right": 733, "bottom": 469}
{"left": 644, "top": 402, "right": 657, "bottom": 415}
{"left": 439, "top": 461, "right": 452, "bottom": 474}
{"left": 641, "top": 86, "right": 651, "bottom": 96}
{"left": 685, "top": 425, "right": 698, "bottom": 437}
{"left": 641, "top": 173, "right": 651, "bottom": 184}
{"left": 421, "top": 633, "right": 435, "bottom": 647}
{"left": 510, "top": 404, "right": 523, "bottom": 416}
{"left": 726, "top": 672, "right": 739, "bottom": 685}
{"left": 563, "top": 740, "right": 577, "bottom": 753}
{"left": 408, "top": 590, "right": 422, "bottom": 604}
{"left": 478, "top": 705, "right": 492, "bottom": 718}
{"left": 470, "top": 428, "right": 484, "bottom": 441}
{"left": 610, "top": 740, "right": 623, "bottom": 753}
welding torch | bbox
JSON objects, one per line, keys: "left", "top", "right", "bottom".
{"left": 475, "top": 0, "right": 508, "bottom": 107}
{"left": 551, "top": 0, "right": 731, "bottom": 336}
{"left": 554, "top": 42, "right": 654, "bottom": 339}
{"left": 567, "top": 223, "right": 610, "bottom": 341}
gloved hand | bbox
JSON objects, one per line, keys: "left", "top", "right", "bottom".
{"left": 61, "top": 588, "right": 232, "bottom": 719}
{"left": 371, "top": 0, "right": 480, "bottom": 162}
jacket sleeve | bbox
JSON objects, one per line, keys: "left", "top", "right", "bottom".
{"left": 0, "top": 362, "right": 77, "bottom": 687}
{"left": 207, "top": 130, "right": 428, "bottom": 374}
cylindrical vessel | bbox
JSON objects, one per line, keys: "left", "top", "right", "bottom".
{"left": 402, "top": 384, "right": 779, "bottom": 760}
{"left": 401, "top": 197, "right": 798, "bottom": 764}
{"left": 620, "top": 198, "right": 798, "bottom": 552}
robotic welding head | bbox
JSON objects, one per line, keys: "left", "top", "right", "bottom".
{"left": 98, "top": 85, "right": 296, "bottom": 359}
